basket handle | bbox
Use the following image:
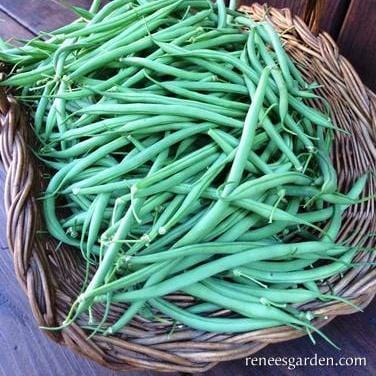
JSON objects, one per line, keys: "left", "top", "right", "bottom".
{"left": 303, "top": 0, "right": 326, "bottom": 34}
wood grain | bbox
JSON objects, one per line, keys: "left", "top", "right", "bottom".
{"left": 51, "top": 0, "right": 93, "bottom": 9}
{"left": 0, "top": 10, "right": 34, "bottom": 42}
{"left": 337, "top": 0, "right": 376, "bottom": 91}
{"left": 319, "top": 0, "right": 350, "bottom": 38}
{"left": 0, "top": 0, "right": 92, "bottom": 34}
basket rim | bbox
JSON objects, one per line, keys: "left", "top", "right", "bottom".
{"left": 0, "top": 2, "right": 375, "bottom": 373}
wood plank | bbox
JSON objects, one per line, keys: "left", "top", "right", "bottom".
{"left": 51, "top": 0, "right": 94, "bottom": 9}
{"left": 0, "top": 0, "right": 90, "bottom": 34}
{"left": 337, "top": 0, "right": 376, "bottom": 91}
{"left": 319, "top": 0, "right": 350, "bottom": 38}
{"left": 0, "top": 10, "right": 34, "bottom": 42}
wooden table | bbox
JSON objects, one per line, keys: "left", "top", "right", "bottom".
{"left": 0, "top": 1, "right": 374, "bottom": 375}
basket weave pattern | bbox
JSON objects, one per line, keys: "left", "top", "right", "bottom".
{"left": 0, "top": 3, "right": 375, "bottom": 373}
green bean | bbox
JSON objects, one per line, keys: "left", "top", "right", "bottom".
{"left": 67, "top": 124, "right": 216, "bottom": 192}
{"left": 106, "top": 261, "right": 175, "bottom": 334}
{"left": 136, "top": 144, "right": 217, "bottom": 190}
{"left": 284, "top": 185, "right": 365, "bottom": 206}
{"left": 108, "top": 209, "right": 211, "bottom": 334}
{"left": 34, "top": 81, "right": 56, "bottom": 134}
{"left": 106, "top": 192, "right": 173, "bottom": 239}
{"left": 93, "top": 3, "right": 181, "bottom": 53}
{"left": 52, "top": 115, "right": 186, "bottom": 142}
{"left": 208, "top": 128, "right": 272, "bottom": 174}
{"left": 77, "top": 104, "right": 243, "bottom": 129}
{"left": 235, "top": 248, "right": 357, "bottom": 284}
{"left": 135, "top": 211, "right": 206, "bottom": 256}
{"left": 227, "top": 172, "right": 311, "bottom": 201}
{"left": 148, "top": 76, "right": 249, "bottom": 111}
{"left": 87, "top": 193, "right": 111, "bottom": 255}
{"left": 62, "top": 210, "right": 112, "bottom": 229}
{"left": 316, "top": 149, "right": 338, "bottom": 194}
{"left": 170, "top": 51, "right": 245, "bottom": 86}
{"left": 181, "top": 283, "right": 335, "bottom": 345}
{"left": 117, "top": 56, "right": 212, "bottom": 81}
{"left": 42, "top": 136, "right": 130, "bottom": 248}
{"left": 260, "top": 138, "right": 278, "bottom": 161}
{"left": 260, "top": 23, "right": 294, "bottom": 90}
{"left": 68, "top": 5, "right": 213, "bottom": 79}
{"left": 255, "top": 33, "right": 288, "bottom": 122}
{"left": 217, "top": 0, "right": 227, "bottom": 28}
{"left": 216, "top": 278, "right": 355, "bottom": 310}
{"left": 322, "top": 174, "right": 368, "bottom": 242}
{"left": 89, "top": 0, "right": 133, "bottom": 25}
{"left": 40, "top": 133, "right": 118, "bottom": 159}
{"left": 159, "top": 153, "right": 230, "bottom": 233}
{"left": 244, "top": 257, "right": 316, "bottom": 272}
{"left": 151, "top": 298, "right": 281, "bottom": 333}
{"left": 235, "top": 198, "right": 300, "bottom": 242}
{"left": 187, "top": 302, "right": 223, "bottom": 314}
{"left": 285, "top": 53, "right": 308, "bottom": 88}
{"left": 79, "top": 197, "right": 98, "bottom": 260}
{"left": 246, "top": 28, "right": 263, "bottom": 73}
{"left": 230, "top": 197, "right": 317, "bottom": 231}
{"left": 175, "top": 67, "right": 271, "bottom": 246}
{"left": 134, "top": 152, "right": 219, "bottom": 198}
{"left": 99, "top": 88, "right": 244, "bottom": 118}
{"left": 53, "top": 26, "right": 204, "bottom": 100}
{"left": 49, "top": 136, "right": 130, "bottom": 193}
{"left": 90, "top": 241, "right": 345, "bottom": 302}
{"left": 70, "top": 0, "right": 179, "bottom": 38}
{"left": 241, "top": 68, "right": 303, "bottom": 170}
{"left": 175, "top": 136, "right": 196, "bottom": 158}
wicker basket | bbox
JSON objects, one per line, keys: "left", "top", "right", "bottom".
{"left": 0, "top": 2, "right": 375, "bottom": 373}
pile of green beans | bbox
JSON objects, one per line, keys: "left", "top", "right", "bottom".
{"left": 0, "top": 0, "right": 368, "bottom": 343}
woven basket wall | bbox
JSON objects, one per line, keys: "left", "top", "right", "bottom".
{"left": 0, "top": 2, "right": 375, "bottom": 373}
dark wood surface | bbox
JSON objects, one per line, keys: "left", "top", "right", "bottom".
{"left": 337, "top": 0, "right": 376, "bottom": 92}
{"left": 0, "top": 1, "right": 374, "bottom": 375}
{"left": 0, "top": 10, "right": 33, "bottom": 41}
